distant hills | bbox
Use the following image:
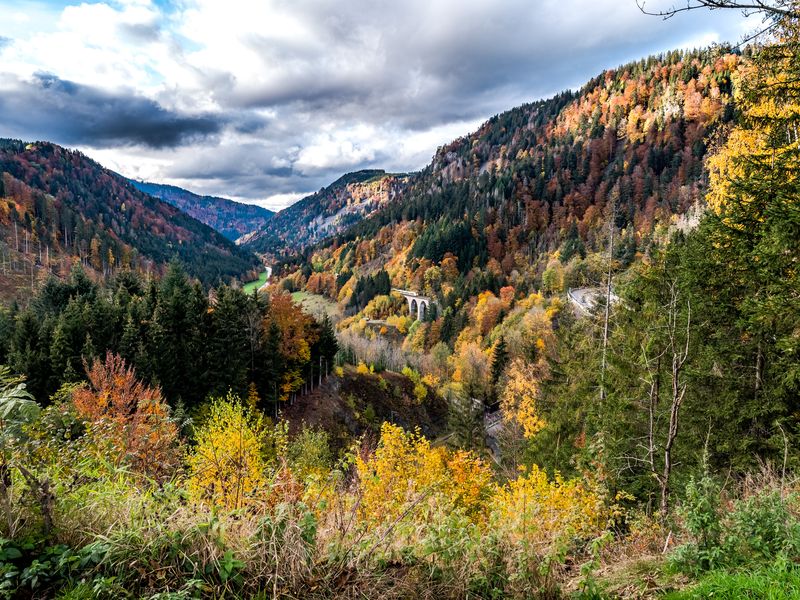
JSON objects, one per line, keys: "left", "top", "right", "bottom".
{"left": 0, "top": 139, "right": 260, "bottom": 296}
{"left": 243, "top": 169, "right": 409, "bottom": 255}
{"left": 129, "top": 180, "right": 273, "bottom": 242}
{"left": 286, "top": 48, "right": 740, "bottom": 287}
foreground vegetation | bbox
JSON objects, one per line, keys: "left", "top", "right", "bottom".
{"left": 3, "top": 360, "right": 800, "bottom": 599}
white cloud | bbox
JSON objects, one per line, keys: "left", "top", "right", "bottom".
{"left": 255, "top": 192, "right": 310, "bottom": 212}
{"left": 0, "top": 0, "right": 754, "bottom": 209}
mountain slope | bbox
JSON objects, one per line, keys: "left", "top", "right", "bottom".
{"left": 0, "top": 139, "right": 260, "bottom": 292}
{"left": 243, "top": 169, "right": 408, "bottom": 255}
{"left": 289, "top": 48, "right": 740, "bottom": 295}
{"left": 129, "top": 180, "right": 273, "bottom": 241}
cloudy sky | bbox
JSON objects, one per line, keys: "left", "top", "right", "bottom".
{"left": 0, "top": 0, "right": 754, "bottom": 210}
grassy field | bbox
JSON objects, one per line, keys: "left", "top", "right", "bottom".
{"left": 291, "top": 291, "right": 340, "bottom": 320}
{"left": 242, "top": 269, "right": 270, "bottom": 294}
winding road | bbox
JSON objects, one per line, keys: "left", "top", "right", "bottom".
{"left": 567, "top": 287, "right": 619, "bottom": 315}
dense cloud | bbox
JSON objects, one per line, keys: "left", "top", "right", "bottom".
{"left": 0, "top": 0, "right": 752, "bottom": 208}
{"left": 0, "top": 73, "right": 222, "bottom": 148}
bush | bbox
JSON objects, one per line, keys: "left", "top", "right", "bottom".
{"left": 186, "top": 395, "right": 270, "bottom": 509}
{"left": 287, "top": 426, "right": 332, "bottom": 481}
{"left": 671, "top": 475, "right": 800, "bottom": 576}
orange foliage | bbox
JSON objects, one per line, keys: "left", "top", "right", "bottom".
{"left": 264, "top": 293, "right": 315, "bottom": 362}
{"left": 72, "top": 352, "right": 180, "bottom": 479}
{"left": 306, "top": 272, "right": 337, "bottom": 299}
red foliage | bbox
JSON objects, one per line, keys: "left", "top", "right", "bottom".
{"left": 72, "top": 352, "right": 180, "bottom": 480}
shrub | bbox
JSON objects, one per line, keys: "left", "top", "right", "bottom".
{"left": 286, "top": 426, "right": 332, "bottom": 482}
{"left": 671, "top": 475, "right": 800, "bottom": 576}
{"left": 356, "top": 422, "right": 493, "bottom": 524}
{"left": 186, "top": 395, "right": 269, "bottom": 509}
{"left": 71, "top": 353, "right": 181, "bottom": 481}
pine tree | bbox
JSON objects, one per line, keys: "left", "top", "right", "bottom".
{"left": 80, "top": 333, "right": 96, "bottom": 366}
{"left": 559, "top": 222, "right": 585, "bottom": 263}
{"left": 49, "top": 322, "right": 76, "bottom": 384}
{"left": 491, "top": 336, "right": 508, "bottom": 385}
{"left": 317, "top": 315, "right": 338, "bottom": 379}
{"left": 205, "top": 287, "right": 249, "bottom": 399}
{"left": 119, "top": 313, "right": 139, "bottom": 364}
{"left": 447, "top": 392, "right": 486, "bottom": 453}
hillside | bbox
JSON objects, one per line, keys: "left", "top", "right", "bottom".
{"left": 129, "top": 180, "right": 273, "bottom": 241}
{"left": 243, "top": 169, "right": 409, "bottom": 255}
{"left": 290, "top": 48, "right": 739, "bottom": 296}
{"left": 0, "top": 139, "right": 260, "bottom": 294}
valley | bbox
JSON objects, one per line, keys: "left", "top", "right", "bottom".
{"left": 0, "top": 3, "right": 799, "bottom": 598}
{"left": 242, "top": 265, "right": 272, "bottom": 294}
{"left": 129, "top": 180, "right": 274, "bottom": 242}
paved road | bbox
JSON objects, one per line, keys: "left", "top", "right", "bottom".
{"left": 568, "top": 287, "right": 619, "bottom": 315}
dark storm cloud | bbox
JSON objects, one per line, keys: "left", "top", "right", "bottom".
{"left": 0, "top": 73, "right": 223, "bottom": 148}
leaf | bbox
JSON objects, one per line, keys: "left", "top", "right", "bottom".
{"left": 1, "top": 547, "right": 21, "bottom": 560}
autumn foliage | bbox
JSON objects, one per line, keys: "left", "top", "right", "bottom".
{"left": 72, "top": 352, "right": 180, "bottom": 479}
{"left": 186, "top": 396, "right": 269, "bottom": 510}
{"left": 501, "top": 358, "right": 547, "bottom": 439}
{"left": 356, "top": 422, "right": 494, "bottom": 523}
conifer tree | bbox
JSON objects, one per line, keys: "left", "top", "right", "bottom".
{"left": 491, "top": 336, "right": 509, "bottom": 385}
{"left": 317, "top": 315, "right": 338, "bottom": 379}
{"left": 447, "top": 392, "right": 486, "bottom": 453}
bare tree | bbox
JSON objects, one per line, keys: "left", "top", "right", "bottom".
{"left": 640, "top": 343, "right": 666, "bottom": 515}
{"left": 638, "top": 0, "right": 799, "bottom": 20}
{"left": 622, "top": 280, "right": 692, "bottom": 519}
{"left": 659, "top": 282, "right": 691, "bottom": 517}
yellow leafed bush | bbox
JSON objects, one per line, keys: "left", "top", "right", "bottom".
{"left": 493, "top": 464, "right": 606, "bottom": 550}
{"left": 357, "top": 422, "right": 493, "bottom": 524}
{"left": 186, "top": 395, "right": 268, "bottom": 510}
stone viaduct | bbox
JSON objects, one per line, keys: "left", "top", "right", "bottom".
{"left": 392, "top": 288, "right": 435, "bottom": 321}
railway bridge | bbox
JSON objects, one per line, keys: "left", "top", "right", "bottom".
{"left": 392, "top": 288, "right": 435, "bottom": 321}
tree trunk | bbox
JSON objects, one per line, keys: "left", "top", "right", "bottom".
{"left": 600, "top": 190, "right": 617, "bottom": 403}
{"left": 659, "top": 288, "right": 690, "bottom": 518}
{"left": 0, "top": 463, "right": 16, "bottom": 536}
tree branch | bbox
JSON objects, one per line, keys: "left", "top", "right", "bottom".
{"left": 637, "top": 0, "right": 798, "bottom": 19}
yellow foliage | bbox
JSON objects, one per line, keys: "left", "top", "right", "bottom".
{"left": 501, "top": 358, "right": 546, "bottom": 438}
{"left": 356, "top": 361, "right": 371, "bottom": 375}
{"left": 707, "top": 29, "right": 800, "bottom": 219}
{"left": 473, "top": 290, "right": 503, "bottom": 335}
{"left": 357, "top": 423, "right": 493, "bottom": 523}
{"left": 451, "top": 341, "right": 492, "bottom": 400}
{"left": 186, "top": 396, "right": 268, "bottom": 510}
{"left": 493, "top": 465, "right": 605, "bottom": 548}
{"left": 706, "top": 119, "right": 767, "bottom": 215}
{"left": 386, "top": 314, "right": 413, "bottom": 334}
{"left": 421, "top": 373, "right": 439, "bottom": 388}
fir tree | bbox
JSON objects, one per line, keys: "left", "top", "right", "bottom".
{"left": 447, "top": 392, "right": 486, "bottom": 454}
{"left": 317, "top": 315, "right": 338, "bottom": 378}
{"left": 491, "top": 336, "right": 509, "bottom": 385}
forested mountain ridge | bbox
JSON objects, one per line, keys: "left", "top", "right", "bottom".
{"left": 243, "top": 169, "right": 409, "bottom": 255}
{"left": 129, "top": 180, "right": 274, "bottom": 242}
{"left": 0, "top": 139, "right": 260, "bottom": 293}
{"left": 291, "top": 48, "right": 740, "bottom": 293}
